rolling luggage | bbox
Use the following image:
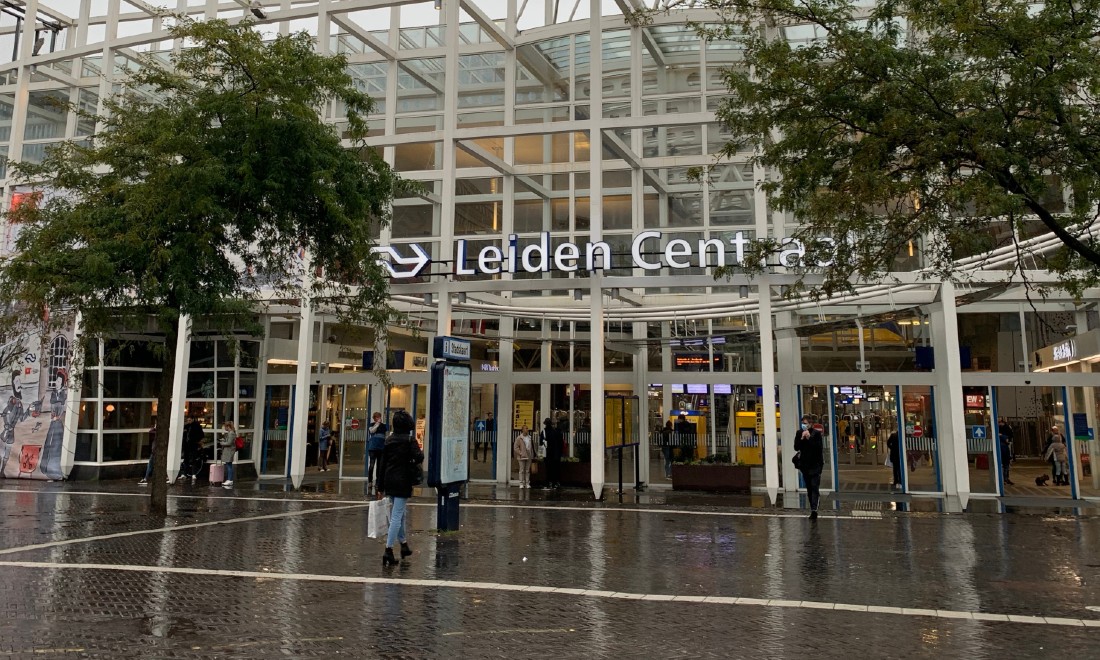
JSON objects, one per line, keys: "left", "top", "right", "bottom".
{"left": 208, "top": 462, "right": 224, "bottom": 485}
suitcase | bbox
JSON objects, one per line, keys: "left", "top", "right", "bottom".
{"left": 208, "top": 462, "right": 224, "bottom": 484}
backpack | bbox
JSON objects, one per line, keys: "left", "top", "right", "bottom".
{"left": 234, "top": 435, "right": 245, "bottom": 450}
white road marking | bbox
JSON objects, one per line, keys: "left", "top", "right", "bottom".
{"left": 0, "top": 487, "right": 868, "bottom": 520}
{"left": 0, "top": 502, "right": 369, "bottom": 556}
{"left": 0, "top": 560, "right": 1095, "bottom": 629}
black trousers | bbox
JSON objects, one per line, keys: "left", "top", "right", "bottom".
{"left": 545, "top": 454, "right": 561, "bottom": 485}
{"left": 802, "top": 469, "right": 822, "bottom": 511}
{"left": 367, "top": 450, "right": 383, "bottom": 483}
{"left": 891, "top": 457, "right": 903, "bottom": 487}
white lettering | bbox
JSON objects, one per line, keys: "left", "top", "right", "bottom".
{"left": 478, "top": 245, "right": 502, "bottom": 274}
{"left": 665, "top": 239, "right": 692, "bottom": 269}
{"left": 729, "top": 231, "right": 749, "bottom": 264}
{"left": 555, "top": 242, "right": 580, "bottom": 272}
{"left": 778, "top": 238, "right": 805, "bottom": 268}
{"left": 521, "top": 232, "right": 551, "bottom": 272}
{"left": 698, "top": 238, "right": 725, "bottom": 268}
{"left": 455, "top": 239, "right": 475, "bottom": 275}
{"left": 632, "top": 231, "right": 662, "bottom": 270}
{"left": 507, "top": 234, "right": 518, "bottom": 273}
{"left": 586, "top": 241, "right": 611, "bottom": 270}
{"left": 816, "top": 237, "right": 835, "bottom": 267}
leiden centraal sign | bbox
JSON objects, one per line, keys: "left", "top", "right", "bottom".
{"left": 372, "top": 231, "right": 840, "bottom": 279}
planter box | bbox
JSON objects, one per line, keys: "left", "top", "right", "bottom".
{"left": 671, "top": 464, "right": 752, "bottom": 493}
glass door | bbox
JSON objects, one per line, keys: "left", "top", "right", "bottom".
{"left": 260, "top": 385, "right": 291, "bottom": 477}
{"left": 901, "top": 385, "right": 941, "bottom": 492}
{"left": 340, "top": 385, "right": 369, "bottom": 479}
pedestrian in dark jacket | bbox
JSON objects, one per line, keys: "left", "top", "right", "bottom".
{"left": 794, "top": 414, "right": 825, "bottom": 519}
{"left": 377, "top": 410, "right": 423, "bottom": 567}
{"left": 367, "top": 412, "right": 387, "bottom": 487}
{"left": 542, "top": 417, "right": 563, "bottom": 489}
{"left": 886, "top": 430, "right": 902, "bottom": 490}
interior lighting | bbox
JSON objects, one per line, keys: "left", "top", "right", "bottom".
{"left": 739, "top": 285, "right": 749, "bottom": 298}
{"left": 434, "top": 0, "right": 442, "bottom": 9}
{"left": 908, "top": 240, "right": 915, "bottom": 257}
{"left": 105, "top": 404, "right": 115, "bottom": 413}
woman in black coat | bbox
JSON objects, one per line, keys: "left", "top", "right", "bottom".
{"left": 794, "top": 414, "right": 825, "bottom": 519}
{"left": 377, "top": 410, "right": 424, "bottom": 566}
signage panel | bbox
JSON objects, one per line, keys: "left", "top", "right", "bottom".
{"left": 427, "top": 362, "right": 471, "bottom": 486}
{"left": 433, "top": 336, "right": 472, "bottom": 361}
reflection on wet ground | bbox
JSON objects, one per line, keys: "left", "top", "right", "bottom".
{"left": 0, "top": 479, "right": 1097, "bottom": 657}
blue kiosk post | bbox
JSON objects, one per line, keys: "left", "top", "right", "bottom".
{"left": 427, "top": 336, "right": 472, "bottom": 532}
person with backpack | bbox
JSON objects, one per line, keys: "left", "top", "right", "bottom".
{"left": 376, "top": 411, "right": 423, "bottom": 567}
{"left": 219, "top": 420, "right": 237, "bottom": 488}
{"left": 1044, "top": 427, "right": 1070, "bottom": 486}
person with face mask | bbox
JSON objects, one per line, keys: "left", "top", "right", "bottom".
{"left": 793, "top": 414, "right": 825, "bottom": 519}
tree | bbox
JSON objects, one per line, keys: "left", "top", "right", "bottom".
{"left": 0, "top": 18, "right": 409, "bottom": 515}
{"left": 679, "top": 0, "right": 1100, "bottom": 297}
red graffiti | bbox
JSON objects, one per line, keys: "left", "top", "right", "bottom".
{"left": 19, "top": 445, "right": 41, "bottom": 473}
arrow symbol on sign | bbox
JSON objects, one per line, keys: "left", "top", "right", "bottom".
{"left": 371, "top": 244, "right": 431, "bottom": 279}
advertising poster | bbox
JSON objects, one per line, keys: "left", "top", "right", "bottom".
{"left": 0, "top": 326, "right": 75, "bottom": 480}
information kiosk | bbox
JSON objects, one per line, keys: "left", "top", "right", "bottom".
{"left": 426, "top": 336, "right": 472, "bottom": 532}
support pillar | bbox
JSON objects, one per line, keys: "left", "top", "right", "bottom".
{"left": 929, "top": 282, "right": 969, "bottom": 498}
{"left": 776, "top": 312, "right": 801, "bottom": 496}
{"left": 60, "top": 313, "right": 83, "bottom": 479}
{"left": 496, "top": 316, "right": 514, "bottom": 485}
{"left": 634, "top": 319, "right": 650, "bottom": 487}
{"left": 760, "top": 286, "right": 779, "bottom": 499}
{"left": 590, "top": 286, "right": 605, "bottom": 499}
{"left": 289, "top": 296, "right": 314, "bottom": 488}
{"left": 166, "top": 314, "right": 191, "bottom": 483}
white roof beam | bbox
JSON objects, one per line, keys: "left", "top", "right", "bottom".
{"left": 331, "top": 14, "right": 396, "bottom": 61}
{"left": 458, "top": 0, "right": 513, "bottom": 50}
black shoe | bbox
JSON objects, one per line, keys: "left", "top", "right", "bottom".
{"left": 383, "top": 548, "right": 399, "bottom": 567}
{"left": 809, "top": 511, "right": 818, "bottom": 520}
{"left": 400, "top": 542, "right": 412, "bottom": 558}
{"left": 1005, "top": 479, "right": 1014, "bottom": 486}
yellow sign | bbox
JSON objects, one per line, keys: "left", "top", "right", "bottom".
{"left": 513, "top": 400, "right": 534, "bottom": 430}
{"left": 606, "top": 396, "right": 636, "bottom": 448}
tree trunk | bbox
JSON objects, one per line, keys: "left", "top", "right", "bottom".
{"left": 149, "top": 322, "right": 178, "bottom": 517}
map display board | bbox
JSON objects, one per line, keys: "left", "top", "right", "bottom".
{"left": 427, "top": 361, "right": 471, "bottom": 486}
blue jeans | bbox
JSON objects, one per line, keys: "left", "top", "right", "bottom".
{"left": 143, "top": 454, "right": 154, "bottom": 480}
{"left": 225, "top": 462, "right": 234, "bottom": 482}
{"left": 386, "top": 495, "right": 408, "bottom": 548}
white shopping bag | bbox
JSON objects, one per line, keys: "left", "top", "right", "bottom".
{"left": 367, "top": 498, "right": 391, "bottom": 539}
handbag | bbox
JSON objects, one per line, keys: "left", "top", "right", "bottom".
{"left": 367, "top": 498, "right": 391, "bottom": 539}
{"left": 410, "top": 438, "right": 424, "bottom": 485}
{"left": 791, "top": 451, "right": 801, "bottom": 470}
{"left": 234, "top": 435, "right": 245, "bottom": 450}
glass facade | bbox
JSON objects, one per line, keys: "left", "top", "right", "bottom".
{"left": 1, "top": 1, "right": 1097, "bottom": 501}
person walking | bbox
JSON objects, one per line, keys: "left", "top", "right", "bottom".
{"left": 513, "top": 425, "right": 536, "bottom": 488}
{"left": 367, "top": 412, "right": 387, "bottom": 488}
{"left": 1044, "top": 428, "right": 1070, "bottom": 486}
{"left": 997, "top": 417, "right": 1015, "bottom": 486}
{"left": 661, "top": 420, "right": 674, "bottom": 479}
{"left": 318, "top": 421, "right": 332, "bottom": 472}
{"left": 219, "top": 420, "right": 237, "bottom": 488}
{"left": 542, "top": 417, "right": 563, "bottom": 489}
{"left": 1047, "top": 424, "right": 1064, "bottom": 486}
{"left": 376, "top": 411, "right": 423, "bottom": 567}
{"left": 139, "top": 421, "right": 157, "bottom": 485}
{"left": 794, "top": 414, "right": 825, "bottom": 519}
{"left": 886, "top": 429, "right": 902, "bottom": 490}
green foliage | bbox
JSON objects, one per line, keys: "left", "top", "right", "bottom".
{"left": 685, "top": 0, "right": 1100, "bottom": 298}
{"left": 0, "top": 17, "right": 409, "bottom": 346}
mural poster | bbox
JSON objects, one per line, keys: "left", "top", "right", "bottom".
{"left": 0, "top": 328, "right": 75, "bottom": 480}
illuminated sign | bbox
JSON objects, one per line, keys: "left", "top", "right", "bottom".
{"left": 375, "top": 231, "right": 854, "bottom": 278}
{"left": 964, "top": 394, "right": 986, "bottom": 408}
{"left": 673, "top": 353, "right": 722, "bottom": 370}
{"left": 1052, "top": 340, "right": 1076, "bottom": 362}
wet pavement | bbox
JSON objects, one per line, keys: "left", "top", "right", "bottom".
{"left": 0, "top": 480, "right": 1097, "bottom": 658}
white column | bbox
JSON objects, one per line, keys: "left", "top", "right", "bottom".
{"left": 929, "top": 282, "right": 969, "bottom": 498}
{"left": 540, "top": 322, "right": 551, "bottom": 423}
{"left": 760, "top": 285, "right": 779, "bottom": 498}
{"left": 587, "top": 0, "right": 605, "bottom": 500}
{"left": 776, "top": 312, "right": 801, "bottom": 494}
{"left": 290, "top": 297, "right": 314, "bottom": 488}
{"left": 167, "top": 314, "right": 191, "bottom": 482}
{"left": 634, "top": 320, "right": 650, "bottom": 486}
{"left": 60, "top": 313, "right": 83, "bottom": 478}
{"left": 590, "top": 289, "right": 605, "bottom": 498}
{"left": 498, "top": 317, "right": 515, "bottom": 484}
